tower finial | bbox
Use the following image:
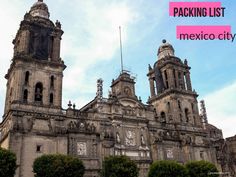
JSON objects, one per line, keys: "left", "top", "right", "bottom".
{"left": 200, "top": 100, "right": 208, "bottom": 129}
{"left": 38, "top": 0, "right": 43, "bottom": 2}
{"left": 96, "top": 78, "right": 103, "bottom": 101}
{"left": 162, "top": 39, "right": 166, "bottom": 43}
{"left": 119, "top": 26, "right": 124, "bottom": 73}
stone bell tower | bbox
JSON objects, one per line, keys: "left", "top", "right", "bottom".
{"left": 111, "top": 71, "right": 137, "bottom": 99}
{"left": 4, "top": 0, "right": 65, "bottom": 116}
{"left": 147, "top": 40, "right": 202, "bottom": 127}
{"left": 1, "top": 1, "right": 66, "bottom": 177}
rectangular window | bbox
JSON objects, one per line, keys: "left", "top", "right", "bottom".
{"left": 36, "top": 145, "right": 42, "bottom": 153}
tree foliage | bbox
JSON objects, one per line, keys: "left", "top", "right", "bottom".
{"left": 101, "top": 155, "right": 139, "bottom": 177}
{"left": 0, "top": 147, "right": 17, "bottom": 177}
{"left": 148, "top": 160, "right": 188, "bottom": 177}
{"left": 33, "top": 154, "right": 85, "bottom": 177}
{"left": 185, "top": 160, "right": 219, "bottom": 177}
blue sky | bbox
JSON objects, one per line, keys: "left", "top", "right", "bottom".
{"left": 0, "top": 0, "right": 235, "bottom": 137}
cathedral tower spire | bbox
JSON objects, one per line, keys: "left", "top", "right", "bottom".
{"left": 147, "top": 40, "right": 201, "bottom": 127}
{"left": 4, "top": 0, "right": 66, "bottom": 115}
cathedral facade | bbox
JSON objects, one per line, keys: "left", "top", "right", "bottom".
{"left": 0, "top": 1, "right": 235, "bottom": 177}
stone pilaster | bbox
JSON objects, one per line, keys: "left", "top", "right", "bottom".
{"left": 185, "top": 72, "right": 192, "bottom": 91}
{"left": 149, "top": 77, "right": 155, "bottom": 97}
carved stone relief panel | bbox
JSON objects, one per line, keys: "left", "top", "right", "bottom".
{"left": 195, "top": 136, "right": 203, "bottom": 146}
{"left": 166, "top": 148, "right": 174, "bottom": 159}
{"left": 77, "top": 142, "right": 87, "bottom": 156}
{"left": 125, "top": 130, "right": 136, "bottom": 146}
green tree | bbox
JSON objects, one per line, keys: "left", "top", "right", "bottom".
{"left": 33, "top": 154, "right": 85, "bottom": 177}
{"left": 148, "top": 160, "right": 188, "bottom": 177}
{"left": 185, "top": 160, "right": 219, "bottom": 177}
{"left": 0, "top": 147, "right": 17, "bottom": 177}
{"left": 101, "top": 155, "right": 139, "bottom": 177}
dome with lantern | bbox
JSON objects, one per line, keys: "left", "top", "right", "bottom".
{"left": 157, "top": 39, "right": 175, "bottom": 60}
{"left": 29, "top": 0, "right": 50, "bottom": 19}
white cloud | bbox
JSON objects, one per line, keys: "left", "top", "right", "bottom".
{"left": 61, "top": 1, "right": 139, "bottom": 104}
{"left": 203, "top": 81, "right": 236, "bottom": 138}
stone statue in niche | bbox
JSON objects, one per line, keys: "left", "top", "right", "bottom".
{"left": 79, "top": 122, "right": 85, "bottom": 130}
{"left": 68, "top": 121, "right": 76, "bottom": 129}
{"left": 141, "top": 134, "right": 146, "bottom": 146}
{"left": 116, "top": 132, "right": 121, "bottom": 143}
{"left": 166, "top": 149, "right": 174, "bottom": 159}
{"left": 29, "top": 27, "right": 53, "bottom": 60}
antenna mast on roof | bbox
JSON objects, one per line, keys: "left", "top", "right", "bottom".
{"left": 119, "top": 26, "right": 124, "bottom": 73}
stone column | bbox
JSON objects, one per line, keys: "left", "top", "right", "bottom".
{"left": 168, "top": 69, "right": 175, "bottom": 88}
{"left": 162, "top": 71, "right": 167, "bottom": 89}
{"left": 185, "top": 72, "right": 192, "bottom": 91}
{"left": 180, "top": 72, "right": 185, "bottom": 90}
{"left": 4, "top": 82, "right": 10, "bottom": 114}
{"left": 19, "top": 30, "right": 30, "bottom": 54}
{"left": 175, "top": 70, "right": 179, "bottom": 89}
{"left": 15, "top": 70, "right": 23, "bottom": 102}
{"left": 24, "top": 30, "right": 30, "bottom": 54}
{"left": 56, "top": 74, "right": 63, "bottom": 108}
{"left": 52, "top": 34, "right": 61, "bottom": 61}
{"left": 149, "top": 77, "right": 155, "bottom": 97}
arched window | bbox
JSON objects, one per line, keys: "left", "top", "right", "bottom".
{"left": 167, "top": 102, "right": 171, "bottom": 112}
{"left": 50, "top": 76, "right": 54, "bottom": 88}
{"left": 23, "top": 89, "right": 28, "bottom": 102}
{"left": 160, "top": 111, "right": 166, "bottom": 123}
{"left": 35, "top": 82, "right": 43, "bottom": 102}
{"left": 191, "top": 103, "right": 195, "bottom": 113}
{"left": 185, "top": 108, "right": 189, "bottom": 123}
{"left": 25, "top": 71, "right": 30, "bottom": 85}
{"left": 180, "top": 114, "right": 183, "bottom": 122}
{"left": 49, "top": 93, "right": 53, "bottom": 104}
